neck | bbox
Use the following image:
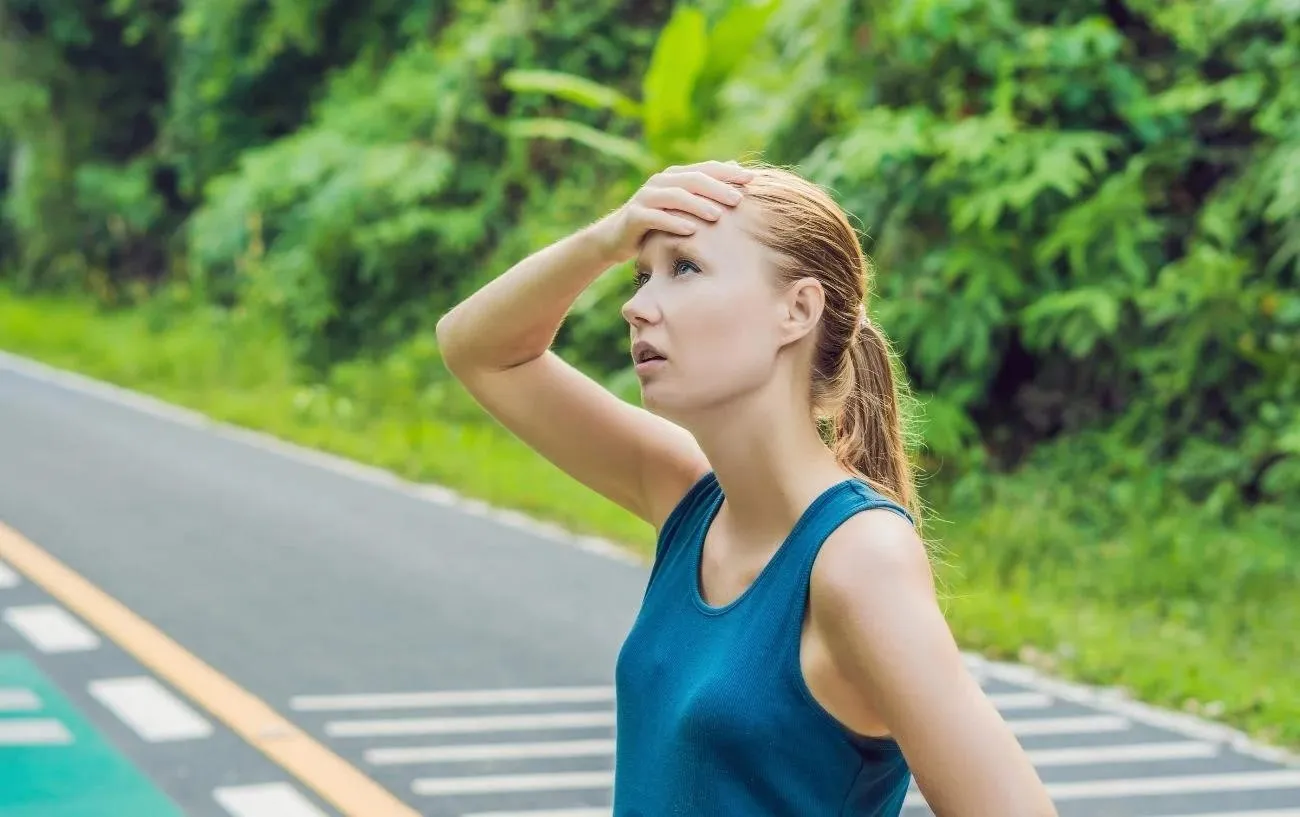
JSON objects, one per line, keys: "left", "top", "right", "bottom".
{"left": 681, "top": 378, "right": 850, "bottom": 552}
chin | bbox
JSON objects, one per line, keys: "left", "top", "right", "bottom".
{"left": 638, "top": 385, "right": 667, "bottom": 414}
{"left": 638, "top": 383, "right": 681, "bottom": 418}
{"left": 638, "top": 383, "right": 716, "bottom": 426}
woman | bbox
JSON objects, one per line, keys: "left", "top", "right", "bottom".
{"left": 436, "top": 160, "right": 1056, "bottom": 816}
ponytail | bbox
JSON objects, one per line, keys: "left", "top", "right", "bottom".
{"left": 833, "top": 315, "right": 919, "bottom": 526}
{"left": 724, "top": 162, "right": 920, "bottom": 526}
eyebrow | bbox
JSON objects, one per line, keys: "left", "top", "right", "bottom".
{"left": 635, "top": 236, "right": 706, "bottom": 271}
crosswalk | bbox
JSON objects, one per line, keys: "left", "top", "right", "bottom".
{"left": 291, "top": 684, "right": 617, "bottom": 816}
{"left": 1, "top": 560, "right": 331, "bottom": 817}
{"left": 6, "top": 551, "right": 1300, "bottom": 817}
{"left": 289, "top": 670, "right": 1300, "bottom": 817}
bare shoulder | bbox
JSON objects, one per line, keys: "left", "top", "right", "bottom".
{"left": 807, "top": 507, "right": 1059, "bottom": 815}
{"left": 809, "top": 507, "right": 934, "bottom": 614}
{"left": 806, "top": 506, "right": 944, "bottom": 681}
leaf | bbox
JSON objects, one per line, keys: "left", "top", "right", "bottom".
{"left": 503, "top": 117, "right": 657, "bottom": 172}
{"left": 501, "top": 69, "right": 642, "bottom": 118}
{"left": 641, "top": 5, "right": 708, "bottom": 147}
{"left": 697, "top": 0, "right": 780, "bottom": 90}
{"left": 1021, "top": 288, "right": 1121, "bottom": 357}
{"left": 1258, "top": 139, "right": 1300, "bottom": 224}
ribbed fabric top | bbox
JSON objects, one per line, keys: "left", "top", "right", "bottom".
{"left": 612, "top": 471, "right": 914, "bottom": 816}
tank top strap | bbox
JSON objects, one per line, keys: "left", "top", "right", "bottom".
{"left": 646, "top": 470, "right": 722, "bottom": 593}
{"left": 780, "top": 476, "right": 910, "bottom": 555}
{"left": 772, "top": 479, "right": 914, "bottom": 638}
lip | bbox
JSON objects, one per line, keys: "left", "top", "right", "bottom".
{"left": 631, "top": 340, "right": 666, "bottom": 364}
{"left": 634, "top": 358, "right": 667, "bottom": 377}
{"left": 631, "top": 340, "right": 667, "bottom": 376}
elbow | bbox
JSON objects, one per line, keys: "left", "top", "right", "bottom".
{"left": 434, "top": 309, "right": 467, "bottom": 377}
{"left": 434, "top": 306, "right": 546, "bottom": 377}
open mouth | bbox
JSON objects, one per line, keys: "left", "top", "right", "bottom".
{"left": 632, "top": 341, "right": 666, "bottom": 365}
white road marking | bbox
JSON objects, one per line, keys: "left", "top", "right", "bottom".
{"left": 291, "top": 685, "right": 615, "bottom": 712}
{"left": 0, "top": 687, "right": 40, "bottom": 712}
{"left": 213, "top": 783, "right": 330, "bottom": 817}
{"left": 327, "top": 710, "right": 615, "bottom": 738}
{"left": 3, "top": 604, "right": 100, "bottom": 652}
{"left": 294, "top": 684, "right": 1042, "bottom": 715}
{"left": 1149, "top": 811, "right": 1300, "bottom": 817}
{"left": 460, "top": 810, "right": 611, "bottom": 817}
{"left": 0, "top": 718, "right": 73, "bottom": 745}
{"left": 1027, "top": 740, "right": 1220, "bottom": 767}
{"left": 88, "top": 676, "right": 213, "bottom": 742}
{"left": 0, "top": 560, "right": 20, "bottom": 588}
{"left": 906, "top": 739, "right": 1227, "bottom": 797}
{"left": 970, "top": 655, "right": 1300, "bottom": 767}
{"left": 367, "top": 738, "right": 616, "bottom": 766}
{"left": 412, "top": 771, "right": 614, "bottom": 797}
{"left": 1007, "top": 714, "right": 1129, "bottom": 736}
{"left": 1043, "top": 769, "right": 1300, "bottom": 800}
{"left": 907, "top": 769, "right": 1300, "bottom": 807}
{"left": 986, "top": 691, "right": 1053, "bottom": 710}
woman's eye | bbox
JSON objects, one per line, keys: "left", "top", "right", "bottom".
{"left": 632, "top": 270, "right": 650, "bottom": 289}
{"left": 674, "top": 259, "right": 700, "bottom": 276}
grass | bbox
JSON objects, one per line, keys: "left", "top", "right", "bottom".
{"left": 0, "top": 290, "right": 651, "bottom": 546}
{"left": 2, "top": 287, "right": 1296, "bottom": 751}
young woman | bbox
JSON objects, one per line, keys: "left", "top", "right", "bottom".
{"left": 436, "top": 160, "right": 1056, "bottom": 816}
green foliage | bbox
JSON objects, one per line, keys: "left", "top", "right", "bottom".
{"left": 165, "top": 0, "right": 442, "bottom": 197}
{"left": 0, "top": 0, "right": 174, "bottom": 289}
{"left": 500, "top": 0, "right": 780, "bottom": 169}
{"left": 178, "top": 0, "right": 671, "bottom": 368}
{"left": 0, "top": 0, "right": 1293, "bottom": 517}
{"left": 775, "top": 0, "right": 1300, "bottom": 500}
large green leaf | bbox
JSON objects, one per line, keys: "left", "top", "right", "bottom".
{"left": 697, "top": 0, "right": 780, "bottom": 90}
{"left": 504, "top": 117, "right": 657, "bottom": 172}
{"left": 641, "top": 5, "right": 708, "bottom": 147}
{"left": 501, "top": 69, "right": 643, "bottom": 118}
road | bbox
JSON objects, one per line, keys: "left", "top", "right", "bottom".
{"left": 1, "top": 350, "right": 1298, "bottom": 817}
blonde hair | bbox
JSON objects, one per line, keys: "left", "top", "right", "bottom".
{"left": 738, "top": 164, "right": 920, "bottom": 525}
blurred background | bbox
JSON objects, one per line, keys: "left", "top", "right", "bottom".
{"left": 0, "top": 0, "right": 1296, "bottom": 760}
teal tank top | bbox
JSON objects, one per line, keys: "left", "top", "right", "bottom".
{"left": 613, "top": 471, "right": 914, "bottom": 816}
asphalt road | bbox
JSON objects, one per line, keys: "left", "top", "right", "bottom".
{"left": 1, "top": 352, "right": 1298, "bottom": 817}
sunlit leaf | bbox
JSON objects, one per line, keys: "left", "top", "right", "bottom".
{"left": 641, "top": 4, "right": 708, "bottom": 146}
{"left": 501, "top": 69, "right": 642, "bottom": 118}
{"left": 504, "top": 117, "right": 657, "bottom": 172}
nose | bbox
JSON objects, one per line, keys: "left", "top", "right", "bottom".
{"left": 620, "top": 287, "right": 659, "bottom": 327}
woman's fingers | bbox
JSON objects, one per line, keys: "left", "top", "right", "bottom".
{"left": 641, "top": 209, "right": 698, "bottom": 237}
{"left": 661, "top": 159, "right": 754, "bottom": 183}
{"left": 650, "top": 164, "right": 752, "bottom": 204}
{"left": 640, "top": 185, "right": 726, "bottom": 222}
{"left": 624, "top": 159, "right": 753, "bottom": 243}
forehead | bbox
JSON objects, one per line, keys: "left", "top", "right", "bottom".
{"left": 636, "top": 203, "right": 768, "bottom": 269}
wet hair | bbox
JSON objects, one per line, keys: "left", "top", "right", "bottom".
{"left": 737, "top": 163, "right": 920, "bottom": 525}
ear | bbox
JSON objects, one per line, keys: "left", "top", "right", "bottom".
{"left": 778, "top": 276, "right": 825, "bottom": 345}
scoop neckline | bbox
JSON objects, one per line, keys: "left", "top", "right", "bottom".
{"left": 690, "top": 476, "right": 857, "bottom": 616}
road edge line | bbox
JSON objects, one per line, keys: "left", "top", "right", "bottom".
{"left": 0, "top": 349, "right": 644, "bottom": 567}
{"left": 0, "top": 521, "right": 421, "bottom": 817}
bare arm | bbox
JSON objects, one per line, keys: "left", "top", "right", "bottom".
{"left": 811, "top": 512, "right": 1058, "bottom": 817}
{"left": 435, "top": 161, "right": 752, "bottom": 528}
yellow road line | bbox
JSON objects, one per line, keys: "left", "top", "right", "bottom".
{"left": 0, "top": 521, "right": 420, "bottom": 817}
